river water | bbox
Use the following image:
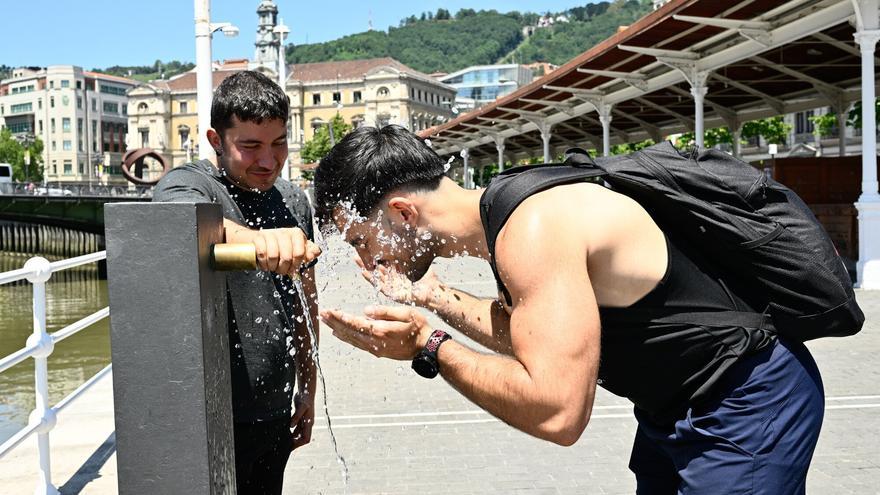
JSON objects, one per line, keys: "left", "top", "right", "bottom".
{"left": 0, "top": 251, "right": 110, "bottom": 445}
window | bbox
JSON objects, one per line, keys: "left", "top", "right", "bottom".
{"left": 62, "top": 118, "right": 71, "bottom": 132}
{"left": 103, "top": 102, "right": 119, "bottom": 114}
{"left": 332, "top": 92, "right": 341, "bottom": 103}
{"left": 179, "top": 101, "right": 188, "bottom": 113}
{"left": 79, "top": 140, "right": 84, "bottom": 152}
{"left": 122, "top": 104, "right": 127, "bottom": 115}
{"left": 8, "top": 122, "right": 33, "bottom": 133}
{"left": 63, "top": 140, "right": 72, "bottom": 151}
{"left": 61, "top": 80, "right": 70, "bottom": 88}
{"left": 77, "top": 96, "right": 82, "bottom": 109}
{"left": 79, "top": 160, "right": 85, "bottom": 174}
{"left": 353, "top": 91, "right": 362, "bottom": 103}
{"left": 76, "top": 81, "right": 82, "bottom": 90}
{"left": 38, "top": 120, "right": 43, "bottom": 132}
{"left": 38, "top": 99, "right": 42, "bottom": 110}
{"left": 377, "top": 87, "right": 389, "bottom": 98}
{"left": 51, "top": 119, "right": 56, "bottom": 133}
{"left": 92, "top": 99, "right": 97, "bottom": 111}
{"left": 50, "top": 81, "right": 54, "bottom": 89}
{"left": 138, "top": 102, "right": 148, "bottom": 112}
{"left": 50, "top": 96, "right": 55, "bottom": 108}
{"left": 63, "top": 160, "right": 72, "bottom": 175}
{"left": 52, "top": 160, "right": 57, "bottom": 175}
{"left": 140, "top": 129, "right": 150, "bottom": 148}
{"left": 10, "top": 102, "right": 33, "bottom": 114}
{"left": 100, "top": 84, "right": 127, "bottom": 96}
{"left": 52, "top": 141, "right": 56, "bottom": 151}
{"left": 312, "top": 93, "right": 321, "bottom": 105}
{"left": 77, "top": 118, "right": 83, "bottom": 133}
{"left": 0, "top": 104, "right": 3, "bottom": 115}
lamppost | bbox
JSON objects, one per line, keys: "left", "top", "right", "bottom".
{"left": 274, "top": 19, "right": 291, "bottom": 180}
{"left": 14, "top": 133, "right": 35, "bottom": 182}
{"left": 194, "top": 0, "right": 239, "bottom": 161}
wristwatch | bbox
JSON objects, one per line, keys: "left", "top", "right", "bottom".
{"left": 411, "top": 330, "right": 452, "bottom": 379}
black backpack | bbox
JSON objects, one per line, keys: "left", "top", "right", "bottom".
{"left": 479, "top": 140, "right": 864, "bottom": 342}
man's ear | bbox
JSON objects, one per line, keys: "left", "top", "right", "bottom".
{"left": 207, "top": 129, "right": 223, "bottom": 152}
{"left": 387, "top": 197, "right": 419, "bottom": 225}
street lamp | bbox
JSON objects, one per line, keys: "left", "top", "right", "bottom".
{"left": 194, "top": 0, "right": 239, "bottom": 161}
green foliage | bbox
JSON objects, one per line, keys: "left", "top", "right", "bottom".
{"left": 0, "top": 128, "right": 44, "bottom": 182}
{"left": 288, "top": 1, "right": 652, "bottom": 74}
{"left": 0, "top": 64, "right": 12, "bottom": 80}
{"left": 847, "top": 99, "right": 880, "bottom": 129}
{"left": 809, "top": 112, "right": 839, "bottom": 138}
{"left": 673, "top": 118, "right": 791, "bottom": 149}
{"left": 289, "top": 12, "right": 522, "bottom": 73}
{"left": 93, "top": 60, "right": 194, "bottom": 81}
{"left": 503, "top": 1, "right": 651, "bottom": 65}
{"left": 611, "top": 138, "right": 655, "bottom": 155}
{"left": 300, "top": 114, "right": 353, "bottom": 164}
{"left": 742, "top": 116, "right": 791, "bottom": 145}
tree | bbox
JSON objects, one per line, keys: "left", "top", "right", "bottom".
{"left": 742, "top": 116, "right": 791, "bottom": 146}
{"left": 847, "top": 99, "right": 880, "bottom": 129}
{"left": 610, "top": 138, "right": 655, "bottom": 155}
{"left": 0, "top": 128, "right": 44, "bottom": 182}
{"left": 300, "top": 114, "right": 353, "bottom": 164}
{"left": 809, "top": 112, "right": 840, "bottom": 138}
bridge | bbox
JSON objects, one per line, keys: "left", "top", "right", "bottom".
{"left": 0, "top": 183, "right": 150, "bottom": 235}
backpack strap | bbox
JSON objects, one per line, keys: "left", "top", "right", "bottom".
{"left": 479, "top": 160, "right": 606, "bottom": 306}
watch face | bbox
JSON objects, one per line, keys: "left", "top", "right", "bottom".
{"left": 412, "top": 354, "right": 439, "bottom": 378}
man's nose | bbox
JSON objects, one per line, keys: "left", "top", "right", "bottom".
{"left": 256, "top": 147, "right": 275, "bottom": 168}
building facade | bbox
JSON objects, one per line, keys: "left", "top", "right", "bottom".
{"left": 438, "top": 64, "right": 532, "bottom": 111}
{"left": 0, "top": 66, "right": 136, "bottom": 184}
{"left": 127, "top": 57, "right": 456, "bottom": 173}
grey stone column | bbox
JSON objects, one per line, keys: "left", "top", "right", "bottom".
{"left": 105, "top": 202, "right": 236, "bottom": 494}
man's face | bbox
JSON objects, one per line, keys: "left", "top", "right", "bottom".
{"left": 217, "top": 116, "right": 288, "bottom": 191}
{"left": 333, "top": 206, "right": 435, "bottom": 282}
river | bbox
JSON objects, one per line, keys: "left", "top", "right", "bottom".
{"left": 0, "top": 251, "right": 110, "bottom": 445}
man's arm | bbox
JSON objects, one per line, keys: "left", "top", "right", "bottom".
{"left": 325, "top": 202, "right": 600, "bottom": 445}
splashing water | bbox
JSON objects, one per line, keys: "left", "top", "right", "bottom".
{"left": 292, "top": 276, "right": 350, "bottom": 488}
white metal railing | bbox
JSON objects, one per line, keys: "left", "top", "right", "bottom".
{"left": 0, "top": 251, "right": 110, "bottom": 495}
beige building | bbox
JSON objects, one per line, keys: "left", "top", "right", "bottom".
{"left": 127, "top": 57, "right": 456, "bottom": 174}
{"left": 0, "top": 65, "right": 137, "bottom": 184}
{"left": 125, "top": 0, "right": 455, "bottom": 175}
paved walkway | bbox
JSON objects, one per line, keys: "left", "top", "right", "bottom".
{"left": 2, "top": 246, "right": 879, "bottom": 494}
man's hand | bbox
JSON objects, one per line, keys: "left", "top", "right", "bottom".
{"left": 290, "top": 392, "right": 314, "bottom": 451}
{"left": 225, "top": 222, "right": 321, "bottom": 278}
{"left": 320, "top": 305, "right": 433, "bottom": 360}
{"left": 355, "top": 257, "right": 442, "bottom": 307}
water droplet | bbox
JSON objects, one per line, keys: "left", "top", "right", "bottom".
{"left": 255, "top": 317, "right": 263, "bottom": 324}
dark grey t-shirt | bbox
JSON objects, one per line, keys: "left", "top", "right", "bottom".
{"left": 153, "top": 160, "right": 314, "bottom": 422}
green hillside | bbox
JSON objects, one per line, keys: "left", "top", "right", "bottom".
{"left": 286, "top": 0, "right": 652, "bottom": 74}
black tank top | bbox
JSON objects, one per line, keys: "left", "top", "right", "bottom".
{"left": 597, "top": 235, "right": 774, "bottom": 423}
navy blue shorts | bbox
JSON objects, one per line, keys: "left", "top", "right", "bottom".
{"left": 629, "top": 338, "right": 824, "bottom": 495}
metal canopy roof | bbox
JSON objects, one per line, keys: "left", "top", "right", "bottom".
{"left": 420, "top": 0, "right": 873, "bottom": 164}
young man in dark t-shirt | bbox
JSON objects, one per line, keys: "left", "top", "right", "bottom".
{"left": 153, "top": 71, "right": 321, "bottom": 494}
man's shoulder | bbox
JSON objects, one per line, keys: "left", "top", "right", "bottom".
{"left": 158, "top": 160, "right": 218, "bottom": 184}
{"left": 273, "top": 179, "right": 311, "bottom": 211}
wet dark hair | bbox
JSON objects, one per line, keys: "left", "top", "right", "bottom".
{"left": 314, "top": 125, "right": 446, "bottom": 227}
{"left": 211, "top": 70, "right": 289, "bottom": 136}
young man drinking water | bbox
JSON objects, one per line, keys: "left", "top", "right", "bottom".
{"left": 314, "top": 124, "right": 829, "bottom": 494}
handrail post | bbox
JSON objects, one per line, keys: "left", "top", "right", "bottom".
{"left": 24, "top": 257, "right": 59, "bottom": 495}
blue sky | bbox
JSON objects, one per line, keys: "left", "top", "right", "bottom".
{"left": 3, "top": 0, "right": 593, "bottom": 70}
